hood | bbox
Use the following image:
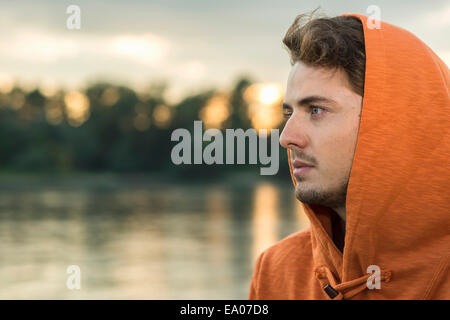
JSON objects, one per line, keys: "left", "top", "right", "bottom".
{"left": 287, "top": 14, "right": 450, "bottom": 299}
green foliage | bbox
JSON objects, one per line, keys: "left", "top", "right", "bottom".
{"left": 0, "top": 77, "right": 289, "bottom": 179}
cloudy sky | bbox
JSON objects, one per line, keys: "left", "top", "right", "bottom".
{"left": 0, "top": 0, "right": 448, "bottom": 101}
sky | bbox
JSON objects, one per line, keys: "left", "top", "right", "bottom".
{"left": 0, "top": 0, "right": 449, "bottom": 102}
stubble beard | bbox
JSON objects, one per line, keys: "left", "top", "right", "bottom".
{"left": 294, "top": 175, "right": 349, "bottom": 210}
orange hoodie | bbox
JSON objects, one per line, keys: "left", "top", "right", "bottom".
{"left": 248, "top": 14, "right": 450, "bottom": 300}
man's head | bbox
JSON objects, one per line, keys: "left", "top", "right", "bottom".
{"left": 279, "top": 13, "right": 366, "bottom": 219}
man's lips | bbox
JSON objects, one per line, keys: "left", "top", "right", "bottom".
{"left": 292, "top": 159, "right": 315, "bottom": 176}
{"left": 292, "top": 159, "right": 314, "bottom": 168}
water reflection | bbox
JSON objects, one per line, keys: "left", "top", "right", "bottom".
{"left": 0, "top": 180, "right": 309, "bottom": 299}
{"left": 251, "top": 183, "right": 278, "bottom": 263}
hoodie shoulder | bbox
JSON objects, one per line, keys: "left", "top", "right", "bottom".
{"left": 263, "top": 228, "right": 312, "bottom": 263}
{"left": 249, "top": 228, "right": 316, "bottom": 299}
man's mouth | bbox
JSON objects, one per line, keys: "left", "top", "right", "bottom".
{"left": 292, "top": 159, "right": 315, "bottom": 177}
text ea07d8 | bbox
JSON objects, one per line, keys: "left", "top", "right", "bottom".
{"left": 224, "top": 304, "right": 269, "bottom": 315}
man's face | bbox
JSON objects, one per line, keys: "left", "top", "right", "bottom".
{"left": 280, "top": 61, "right": 362, "bottom": 212}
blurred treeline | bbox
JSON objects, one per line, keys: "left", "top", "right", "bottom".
{"left": 0, "top": 77, "right": 290, "bottom": 180}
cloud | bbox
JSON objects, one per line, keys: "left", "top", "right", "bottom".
{"left": 0, "top": 29, "right": 79, "bottom": 62}
{"left": 109, "top": 34, "right": 170, "bottom": 65}
{"left": 0, "top": 28, "right": 170, "bottom": 66}
{"left": 422, "top": 4, "right": 450, "bottom": 27}
{"left": 178, "top": 61, "right": 207, "bottom": 80}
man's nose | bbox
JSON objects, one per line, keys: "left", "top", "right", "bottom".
{"left": 279, "top": 116, "right": 308, "bottom": 150}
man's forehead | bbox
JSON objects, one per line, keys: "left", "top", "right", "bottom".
{"left": 285, "top": 62, "right": 352, "bottom": 102}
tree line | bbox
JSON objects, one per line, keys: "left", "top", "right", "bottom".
{"left": 0, "top": 77, "right": 290, "bottom": 180}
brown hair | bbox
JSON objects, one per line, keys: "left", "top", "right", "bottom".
{"left": 283, "top": 11, "right": 366, "bottom": 96}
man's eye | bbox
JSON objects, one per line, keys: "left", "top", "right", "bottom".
{"left": 310, "top": 106, "right": 325, "bottom": 117}
{"left": 283, "top": 108, "right": 292, "bottom": 118}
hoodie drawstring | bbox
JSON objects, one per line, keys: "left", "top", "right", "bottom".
{"left": 314, "top": 266, "right": 392, "bottom": 300}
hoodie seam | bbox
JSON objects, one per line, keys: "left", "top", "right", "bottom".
{"left": 421, "top": 254, "right": 449, "bottom": 300}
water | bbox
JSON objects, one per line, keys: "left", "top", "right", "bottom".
{"left": 0, "top": 177, "right": 309, "bottom": 299}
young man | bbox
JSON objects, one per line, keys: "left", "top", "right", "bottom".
{"left": 249, "top": 13, "right": 449, "bottom": 299}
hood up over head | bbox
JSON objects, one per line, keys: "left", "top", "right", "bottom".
{"left": 250, "top": 13, "right": 449, "bottom": 299}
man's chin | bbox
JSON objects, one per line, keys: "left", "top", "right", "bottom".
{"left": 294, "top": 184, "right": 317, "bottom": 204}
{"left": 294, "top": 182, "right": 330, "bottom": 204}
{"left": 294, "top": 182, "right": 348, "bottom": 209}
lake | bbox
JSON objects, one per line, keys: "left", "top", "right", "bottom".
{"left": 0, "top": 175, "right": 309, "bottom": 299}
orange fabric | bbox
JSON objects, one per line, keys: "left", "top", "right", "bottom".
{"left": 249, "top": 14, "right": 450, "bottom": 300}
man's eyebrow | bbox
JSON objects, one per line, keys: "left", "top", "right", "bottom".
{"left": 283, "top": 95, "right": 337, "bottom": 108}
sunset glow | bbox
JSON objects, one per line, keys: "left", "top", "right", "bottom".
{"left": 244, "top": 83, "right": 284, "bottom": 131}
{"left": 64, "top": 91, "right": 90, "bottom": 127}
{"left": 199, "top": 94, "right": 230, "bottom": 129}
